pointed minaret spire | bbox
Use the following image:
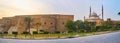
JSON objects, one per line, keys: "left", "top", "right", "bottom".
{"left": 89, "top": 6, "right": 92, "bottom": 18}
{"left": 102, "top": 5, "right": 104, "bottom": 20}
{"left": 84, "top": 16, "right": 86, "bottom": 21}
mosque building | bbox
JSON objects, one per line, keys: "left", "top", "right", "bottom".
{"left": 84, "top": 5, "right": 104, "bottom": 26}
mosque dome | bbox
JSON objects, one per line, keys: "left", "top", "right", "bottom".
{"left": 91, "top": 12, "right": 99, "bottom": 17}
{"left": 89, "top": 12, "right": 100, "bottom": 20}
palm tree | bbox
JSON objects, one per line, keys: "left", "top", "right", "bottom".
{"left": 24, "top": 17, "right": 33, "bottom": 34}
{"left": 106, "top": 18, "right": 112, "bottom": 26}
{"left": 34, "top": 23, "right": 41, "bottom": 33}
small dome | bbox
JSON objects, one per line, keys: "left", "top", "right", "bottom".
{"left": 91, "top": 12, "right": 98, "bottom": 17}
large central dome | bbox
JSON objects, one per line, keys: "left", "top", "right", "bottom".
{"left": 89, "top": 12, "right": 100, "bottom": 20}
{"left": 91, "top": 12, "right": 99, "bottom": 17}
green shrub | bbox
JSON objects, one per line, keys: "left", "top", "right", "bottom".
{"left": 79, "top": 29, "right": 85, "bottom": 33}
{"left": 3, "top": 32, "right": 8, "bottom": 34}
{"left": 12, "top": 32, "right": 18, "bottom": 38}
{"left": 54, "top": 31, "right": 60, "bottom": 34}
{"left": 22, "top": 31, "right": 29, "bottom": 34}
{"left": 43, "top": 31, "right": 49, "bottom": 34}
{"left": 0, "top": 32, "right": 2, "bottom": 34}
{"left": 91, "top": 28, "right": 96, "bottom": 32}
{"left": 12, "top": 32, "right": 18, "bottom": 35}
{"left": 22, "top": 31, "right": 29, "bottom": 38}
{"left": 68, "top": 30, "right": 74, "bottom": 33}
{"left": 33, "top": 31, "right": 38, "bottom": 34}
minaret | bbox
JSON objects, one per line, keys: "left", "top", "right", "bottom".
{"left": 102, "top": 5, "right": 104, "bottom": 20}
{"left": 89, "top": 6, "right": 92, "bottom": 18}
{"left": 84, "top": 16, "right": 85, "bottom": 21}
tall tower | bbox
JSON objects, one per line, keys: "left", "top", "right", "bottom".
{"left": 84, "top": 16, "right": 85, "bottom": 21}
{"left": 89, "top": 6, "right": 92, "bottom": 18}
{"left": 102, "top": 5, "right": 104, "bottom": 20}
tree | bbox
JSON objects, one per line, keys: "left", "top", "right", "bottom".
{"left": 103, "top": 18, "right": 112, "bottom": 30}
{"left": 90, "top": 27, "right": 96, "bottom": 32}
{"left": 84, "top": 21, "right": 91, "bottom": 32}
{"left": 114, "top": 23, "right": 120, "bottom": 30}
{"left": 24, "top": 17, "right": 33, "bottom": 34}
{"left": 65, "top": 20, "right": 75, "bottom": 32}
{"left": 74, "top": 20, "right": 85, "bottom": 32}
{"left": 34, "top": 23, "right": 41, "bottom": 33}
{"left": 118, "top": 12, "right": 120, "bottom": 15}
{"left": 107, "top": 18, "right": 112, "bottom": 26}
{"left": 89, "top": 22, "right": 96, "bottom": 31}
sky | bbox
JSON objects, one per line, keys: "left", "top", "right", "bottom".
{"left": 0, "top": 0, "right": 120, "bottom": 20}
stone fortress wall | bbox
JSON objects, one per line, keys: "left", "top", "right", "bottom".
{"left": 0, "top": 14, "right": 74, "bottom": 34}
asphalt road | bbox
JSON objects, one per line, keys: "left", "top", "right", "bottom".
{"left": 0, "top": 31, "right": 120, "bottom": 43}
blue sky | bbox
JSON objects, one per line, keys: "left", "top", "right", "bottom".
{"left": 0, "top": 0, "right": 120, "bottom": 20}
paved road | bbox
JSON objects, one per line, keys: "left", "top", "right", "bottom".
{"left": 0, "top": 31, "right": 120, "bottom": 43}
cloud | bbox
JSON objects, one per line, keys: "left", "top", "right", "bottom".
{"left": 0, "top": 0, "right": 54, "bottom": 18}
